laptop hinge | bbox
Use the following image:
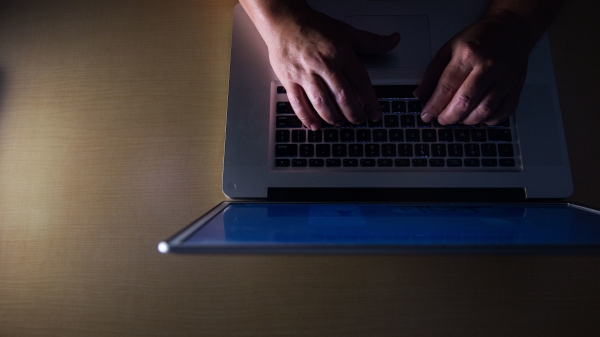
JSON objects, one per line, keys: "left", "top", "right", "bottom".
{"left": 267, "top": 188, "right": 526, "bottom": 203}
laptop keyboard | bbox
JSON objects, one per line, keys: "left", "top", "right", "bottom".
{"left": 271, "top": 84, "right": 520, "bottom": 171}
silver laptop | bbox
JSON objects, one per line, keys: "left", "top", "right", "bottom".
{"left": 222, "top": 0, "right": 573, "bottom": 200}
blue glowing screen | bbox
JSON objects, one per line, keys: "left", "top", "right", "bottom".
{"left": 183, "top": 204, "right": 600, "bottom": 247}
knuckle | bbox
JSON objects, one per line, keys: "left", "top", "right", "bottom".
{"left": 455, "top": 94, "right": 474, "bottom": 110}
{"left": 474, "top": 104, "right": 495, "bottom": 120}
{"left": 456, "top": 40, "right": 481, "bottom": 60}
{"left": 437, "top": 82, "right": 457, "bottom": 97}
{"left": 334, "top": 89, "right": 353, "bottom": 107}
{"left": 309, "top": 94, "right": 327, "bottom": 111}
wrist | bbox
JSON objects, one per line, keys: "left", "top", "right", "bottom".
{"left": 482, "top": 10, "right": 540, "bottom": 52}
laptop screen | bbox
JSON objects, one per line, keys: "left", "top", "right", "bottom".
{"left": 172, "top": 203, "right": 600, "bottom": 253}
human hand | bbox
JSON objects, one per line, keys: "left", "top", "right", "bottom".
{"left": 414, "top": 14, "right": 534, "bottom": 126}
{"left": 260, "top": 5, "right": 400, "bottom": 129}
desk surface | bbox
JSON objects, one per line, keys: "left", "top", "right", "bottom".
{"left": 1, "top": 1, "right": 600, "bottom": 336}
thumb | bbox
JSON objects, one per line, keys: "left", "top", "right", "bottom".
{"left": 352, "top": 30, "right": 400, "bottom": 54}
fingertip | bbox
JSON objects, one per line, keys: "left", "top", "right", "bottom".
{"left": 308, "top": 122, "right": 321, "bottom": 131}
{"left": 420, "top": 112, "right": 433, "bottom": 123}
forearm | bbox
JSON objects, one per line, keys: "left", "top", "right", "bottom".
{"left": 486, "top": 0, "right": 565, "bottom": 45}
{"left": 238, "top": 0, "right": 310, "bottom": 41}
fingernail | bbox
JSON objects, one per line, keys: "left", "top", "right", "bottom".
{"left": 309, "top": 123, "right": 320, "bottom": 131}
{"left": 421, "top": 112, "right": 432, "bottom": 123}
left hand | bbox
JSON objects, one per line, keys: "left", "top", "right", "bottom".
{"left": 414, "top": 13, "right": 534, "bottom": 125}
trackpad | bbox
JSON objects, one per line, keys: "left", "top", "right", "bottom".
{"left": 344, "top": 15, "right": 431, "bottom": 69}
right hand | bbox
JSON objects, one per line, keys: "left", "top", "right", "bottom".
{"left": 261, "top": 5, "right": 400, "bottom": 130}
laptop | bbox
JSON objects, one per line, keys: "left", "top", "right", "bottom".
{"left": 222, "top": 0, "right": 573, "bottom": 200}
{"left": 158, "top": 0, "right": 596, "bottom": 254}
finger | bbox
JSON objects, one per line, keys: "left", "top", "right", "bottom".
{"left": 319, "top": 66, "right": 368, "bottom": 124}
{"left": 461, "top": 81, "right": 511, "bottom": 125}
{"left": 436, "top": 67, "right": 497, "bottom": 125}
{"left": 303, "top": 74, "right": 345, "bottom": 126}
{"left": 352, "top": 30, "right": 400, "bottom": 54}
{"left": 483, "top": 89, "right": 522, "bottom": 126}
{"left": 413, "top": 43, "right": 452, "bottom": 100}
{"left": 420, "top": 57, "right": 472, "bottom": 124}
{"left": 343, "top": 57, "right": 380, "bottom": 123}
{"left": 285, "top": 82, "right": 322, "bottom": 131}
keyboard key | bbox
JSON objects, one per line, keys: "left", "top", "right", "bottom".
{"left": 415, "top": 144, "right": 429, "bottom": 157}
{"left": 389, "top": 129, "right": 404, "bottom": 142}
{"left": 448, "top": 144, "right": 463, "bottom": 157}
{"left": 384, "top": 115, "right": 399, "bottom": 128}
{"left": 464, "top": 144, "right": 480, "bottom": 157}
{"left": 378, "top": 159, "right": 393, "bottom": 167}
{"left": 276, "top": 86, "right": 287, "bottom": 94}
{"left": 447, "top": 159, "right": 463, "bottom": 167}
{"left": 408, "top": 101, "right": 422, "bottom": 113}
{"left": 500, "top": 158, "right": 516, "bottom": 167}
{"left": 360, "top": 159, "right": 376, "bottom": 167}
{"left": 324, "top": 129, "right": 338, "bottom": 142}
{"left": 429, "top": 159, "right": 445, "bottom": 167}
{"left": 316, "top": 144, "right": 330, "bottom": 157}
{"left": 438, "top": 129, "right": 454, "bottom": 142}
{"left": 309, "top": 159, "right": 324, "bottom": 167}
{"left": 332, "top": 144, "right": 347, "bottom": 157}
{"left": 412, "top": 159, "right": 427, "bottom": 167}
{"left": 381, "top": 144, "right": 397, "bottom": 157}
{"left": 373, "top": 129, "right": 387, "bottom": 142}
{"left": 405, "top": 129, "right": 420, "bottom": 142}
{"left": 379, "top": 101, "right": 391, "bottom": 113}
{"left": 326, "top": 159, "right": 342, "bottom": 167}
{"left": 299, "top": 144, "right": 314, "bottom": 157}
{"left": 365, "top": 144, "right": 380, "bottom": 157}
{"left": 340, "top": 129, "right": 355, "bottom": 142}
{"left": 275, "top": 159, "right": 290, "bottom": 167}
{"left": 395, "top": 159, "right": 410, "bottom": 167}
{"left": 498, "top": 144, "right": 514, "bottom": 157}
{"left": 275, "top": 144, "right": 297, "bottom": 157}
{"left": 422, "top": 129, "right": 437, "bottom": 142}
{"left": 417, "top": 116, "right": 432, "bottom": 127}
{"left": 308, "top": 130, "right": 322, "bottom": 142}
{"left": 488, "top": 129, "right": 512, "bottom": 142}
{"left": 292, "top": 159, "right": 307, "bottom": 167}
{"left": 276, "top": 130, "right": 290, "bottom": 142}
{"left": 431, "top": 144, "right": 447, "bottom": 157}
{"left": 276, "top": 115, "right": 303, "bottom": 128}
{"left": 349, "top": 144, "right": 363, "bottom": 157}
{"left": 276, "top": 102, "right": 294, "bottom": 114}
{"left": 357, "top": 129, "right": 371, "bottom": 142}
{"left": 401, "top": 115, "right": 415, "bottom": 127}
{"left": 343, "top": 159, "right": 359, "bottom": 167}
{"left": 464, "top": 159, "right": 480, "bottom": 167}
{"left": 455, "top": 129, "right": 471, "bottom": 142}
{"left": 471, "top": 129, "right": 487, "bottom": 142}
{"left": 369, "top": 119, "right": 383, "bottom": 128}
{"left": 398, "top": 144, "right": 413, "bottom": 157}
{"left": 292, "top": 130, "right": 306, "bottom": 142}
{"left": 392, "top": 101, "right": 406, "bottom": 113}
{"left": 481, "top": 144, "right": 497, "bottom": 157}
{"left": 482, "top": 159, "right": 498, "bottom": 167}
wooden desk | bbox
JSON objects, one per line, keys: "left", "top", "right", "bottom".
{"left": 1, "top": 1, "right": 599, "bottom": 336}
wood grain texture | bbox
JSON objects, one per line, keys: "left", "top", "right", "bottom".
{"left": 1, "top": 1, "right": 599, "bottom": 336}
